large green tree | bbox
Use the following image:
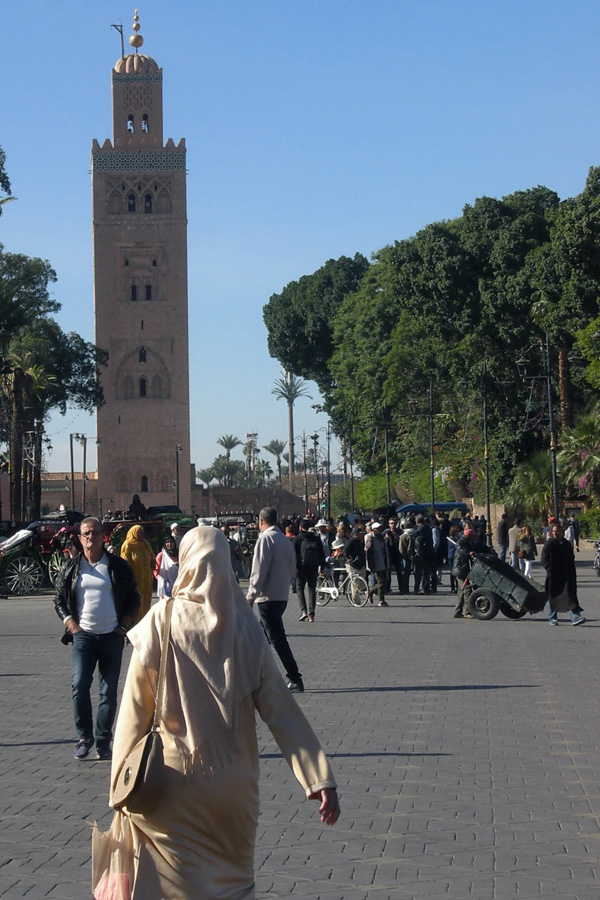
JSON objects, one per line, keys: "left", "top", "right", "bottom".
{"left": 263, "top": 253, "right": 369, "bottom": 395}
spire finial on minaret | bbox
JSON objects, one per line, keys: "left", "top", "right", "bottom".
{"left": 129, "top": 9, "right": 144, "bottom": 52}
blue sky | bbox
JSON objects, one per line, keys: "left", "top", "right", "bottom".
{"left": 2, "top": 0, "right": 600, "bottom": 477}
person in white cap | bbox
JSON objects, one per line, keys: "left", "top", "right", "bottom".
{"left": 365, "top": 521, "right": 389, "bottom": 606}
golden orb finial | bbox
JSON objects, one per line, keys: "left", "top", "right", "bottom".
{"left": 129, "top": 9, "right": 144, "bottom": 51}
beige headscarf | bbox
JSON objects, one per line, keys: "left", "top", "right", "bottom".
{"left": 127, "top": 526, "right": 266, "bottom": 744}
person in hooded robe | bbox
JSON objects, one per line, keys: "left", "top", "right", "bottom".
{"left": 104, "top": 526, "right": 339, "bottom": 900}
{"left": 153, "top": 535, "right": 179, "bottom": 599}
{"left": 120, "top": 525, "right": 155, "bottom": 622}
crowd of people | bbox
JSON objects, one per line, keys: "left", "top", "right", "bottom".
{"left": 51, "top": 498, "right": 593, "bottom": 899}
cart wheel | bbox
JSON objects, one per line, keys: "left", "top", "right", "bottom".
{"left": 499, "top": 601, "right": 528, "bottom": 619}
{"left": 468, "top": 588, "right": 500, "bottom": 620}
{"left": 2, "top": 555, "right": 45, "bottom": 596}
{"left": 48, "top": 550, "right": 67, "bottom": 586}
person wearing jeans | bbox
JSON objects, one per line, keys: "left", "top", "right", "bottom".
{"left": 53, "top": 517, "right": 140, "bottom": 760}
{"left": 540, "top": 522, "right": 586, "bottom": 626}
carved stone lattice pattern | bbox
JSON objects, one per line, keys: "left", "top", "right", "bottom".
{"left": 92, "top": 151, "right": 186, "bottom": 171}
{"left": 122, "top": 85, "right": 154, "bottom": 110}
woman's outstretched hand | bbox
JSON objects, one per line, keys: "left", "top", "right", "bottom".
{"left": 317, "top": 788, "right": 340, "bottom": 825}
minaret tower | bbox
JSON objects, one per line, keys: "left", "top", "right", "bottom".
{"left": 92, "top": 11, "right": 191, "bottom": 514}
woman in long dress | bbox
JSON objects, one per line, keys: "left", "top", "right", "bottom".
{"left": 107, "top": 526, "right": 339, "bottom": 899}
{"left": 153, "top": 535, "right": 179, "bottom": 599}
{"left": 120, "top": 525, "right": 155, "bottom": 622}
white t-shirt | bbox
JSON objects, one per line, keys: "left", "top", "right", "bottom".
{"left": 76, "top": 554, "right": 119, "bottom": 634}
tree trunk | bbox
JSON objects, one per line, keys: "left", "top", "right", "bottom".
{"left": 9, "top": 368, "right": 24, "bottom": 522}
{"left": 287, "top": 400, "right": 295, "bottom": 476}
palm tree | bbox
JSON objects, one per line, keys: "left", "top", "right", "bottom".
{"left": 557, "top": 415, "right": 600, "bottom": 499}
{"left": 263, "top": 439, "right": 286, "bottom": 485}
{"left": 216, "top": 434, "right": 242, "bottom": 461}
{"left": 272, "top": 371, "right": 310, "bottom": 478}
{"left": 196, "top": 467, "right": 215, "bottom": 487}
{"left": 254, "top": 459, "right": 273, "bottom": 486}
{"left": 505, "top": 450, "right": 554, "bottom": 523}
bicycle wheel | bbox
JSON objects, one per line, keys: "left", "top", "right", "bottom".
{"left": 346, "top": 573, "right": 369, "bottom": 607}
{"left": 316, "top": 573, "right": 334, "bottom": 606}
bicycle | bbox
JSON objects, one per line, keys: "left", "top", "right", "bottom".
{"left": 593, "top": 540, "right": 600, "bottom": 577}
{"left": 316, "top": 566, "right": 370, "bottom": 607}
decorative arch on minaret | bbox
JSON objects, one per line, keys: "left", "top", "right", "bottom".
{"left": 114, "top": 346, "right": 171, "bottom": 400}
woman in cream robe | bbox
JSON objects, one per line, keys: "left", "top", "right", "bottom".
{"left": 120, "top": 525, "right": 155, "bottom": 622}
{"left": 108, "top": 526, "right": 339, "bottom": 900}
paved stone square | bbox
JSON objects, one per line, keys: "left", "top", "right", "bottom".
{"left": 0, "top": 550, "right": 599, "bottom": 898}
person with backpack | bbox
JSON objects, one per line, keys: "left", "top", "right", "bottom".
{"left": 412, "top": 514, "right": 434, "bottom": 595}
{"left": 398, "top": 518, "right": 417, "bottom": 594}
{"left": 294, "top": 518, "right": 326, "bottom": 622}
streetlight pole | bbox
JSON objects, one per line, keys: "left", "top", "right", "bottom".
{"left": 545, "top": 333, "right": 560, "bottom": 520}
{"left": 326, "top": 424, "right": 331, "bottom": 519}
{"left": 175, "top": 444, "right": 183, "bottom": 510}
{"left": 429, "top": 380, "right": 435, "bottom": 515}
{"left": 69, "top": 433, "right": 75, "bottom": 512}
{"left": 482, "top": 362, "right": 492, "bottom": 548}
{"left": 516, "top": 332, "right": 559, "bottom": 520}
{"left": 302, "top": 432, "right": 308, "bottom": 515}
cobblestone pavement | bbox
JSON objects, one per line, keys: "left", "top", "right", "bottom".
{"left": 1, "top": 549, "right": 599, "bottom": 898}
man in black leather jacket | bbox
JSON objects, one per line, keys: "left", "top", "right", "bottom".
{"left": 54, "top": 517, "right": 140, "bottom": 760}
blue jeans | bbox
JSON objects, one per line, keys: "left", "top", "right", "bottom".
{"left": 257, "top": 601, "right": 301, "bottom": 683}
{"left": 71, "top": 630, "right": 125, "bottom": 745}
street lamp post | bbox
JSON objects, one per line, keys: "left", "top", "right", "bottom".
{"left": 516, "top": 332, "right": 559, "bottom": 520}
{"left": 69, "top": 433, "right": 76, "bottom": 511}
{"left": 481, "top": 362, "right": 493, "bottom": 548}
{"left": 428, "top": 380, "right": 435, "bottom": 516}
{"left": 175, "top": 444, "right": 183, "bottom": 510}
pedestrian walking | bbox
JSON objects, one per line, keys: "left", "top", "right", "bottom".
{"left": 120, "top": 525, "right": 155, "bottom": 622}
{"left": 53, "top": 516, "right": 140, "bottom": 760}
{"left": 294, "top": 517, "right": 326, "bottom": 622}
{"left": 246, "top": 507, "right": 304, "bottom": 692}
{"left": 540, "top": 523, "right": 586, "bottom": 626}
{"left": 517, "top": 524, "right": 537, "bottom": 578}
{"left": 365, "top": 521, "right": 389, "bottom": 606}
{"left": 97, "top": 526, "right": 339, "bottom": 900}
{"left": 154, "top": 535, "right": 179, "bottom": 599}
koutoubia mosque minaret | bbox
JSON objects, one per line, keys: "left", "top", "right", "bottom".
{"left": 91, "top": 11, "right": 192, "bottom": 514}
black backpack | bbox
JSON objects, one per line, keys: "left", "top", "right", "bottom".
{"left": 300, "top": 534, "right": 321, "bottom": 568}
{"left": 412, "top": 533, "right": 427, "bottom": 561}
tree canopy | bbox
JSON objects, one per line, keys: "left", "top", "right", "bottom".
{"left": 264, "top": 172, "right": 600, "bottom": 506}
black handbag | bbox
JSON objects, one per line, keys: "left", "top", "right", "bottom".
{"left": 112, "top": 599, "right": 173, "bottom": 814}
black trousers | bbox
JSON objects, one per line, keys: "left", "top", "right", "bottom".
{"left": 257, "top": 601, "right": 301, "bottom": 682}
{"left": 297, "top": 566, "right": 318, "bottom": 617}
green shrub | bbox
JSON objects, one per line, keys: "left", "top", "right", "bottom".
{"left": 578, "top": 507, "right": 600, "bottom": 539}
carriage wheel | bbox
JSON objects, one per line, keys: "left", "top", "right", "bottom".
{"left": 2, "top": 555, "right": 45, "bottom": 595}
{"left": 48, "top": 550, "right": 67, "bottom": 586}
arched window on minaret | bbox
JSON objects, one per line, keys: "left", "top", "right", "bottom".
{"left": 127, "top": 114, "right": 135, "bottom": 133}
{"left": 142, "top": 114, "right": 149, "bottom": 133}
{"left": 141, "top": 475, "right": 149, "bottom": 493}
{"left": 151, "top": 375, "right": 163, "bottom": 398}
{"left": 144, "top": 193, "right": 152, "bottom": 214}
{"left": 127, "top": 194, "right": 136, "bottom": 213}
{"left": 130, "top": 284, "right": 137, "bottom": 302}
{"left": 145, "top": 285, "right": 152, "bottom": 301}
{"left": 123, "top": 376, "right": 134, "bottom": 399}
{"left": 139, "top": 346, "right": 146, "bottom": 364}
{"left": 140, "top": 377, "right": 147, "bottom": 397}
